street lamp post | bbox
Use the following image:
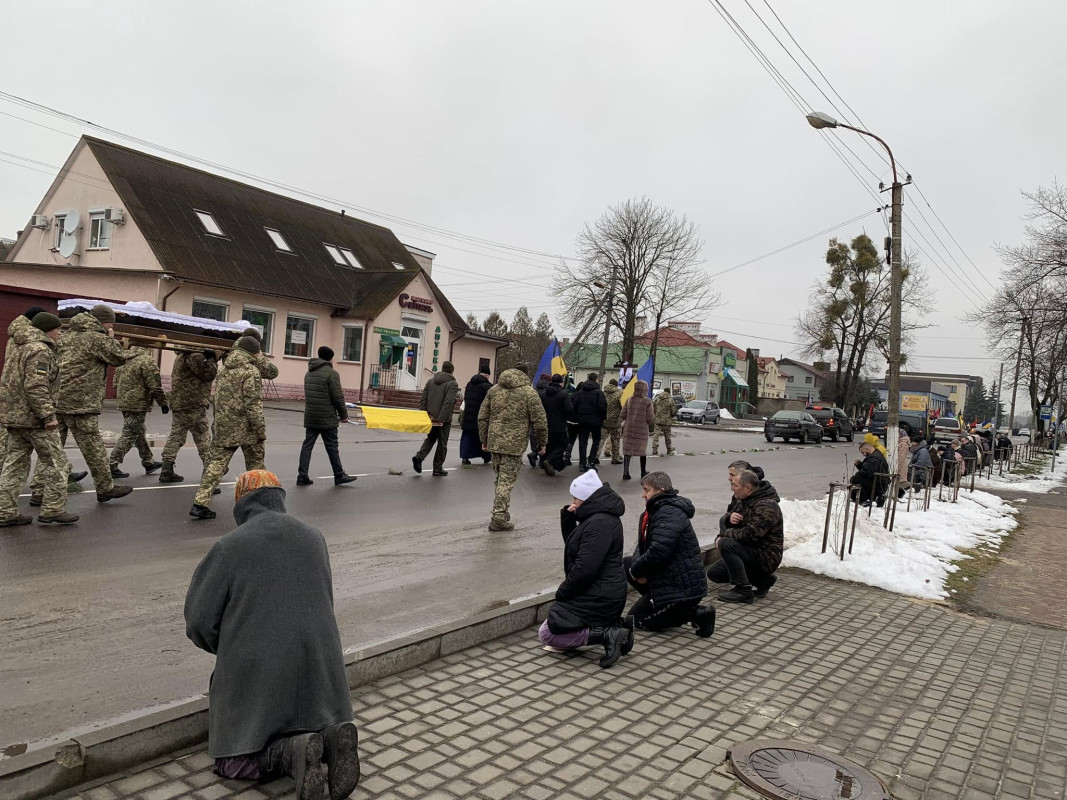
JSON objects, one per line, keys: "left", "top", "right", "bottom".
{"left": 806, "top": 111, "right": 904, "bottom": 477}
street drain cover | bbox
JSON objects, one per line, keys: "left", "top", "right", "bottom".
{"left": 728, "top": 739, "right": 889, "bottom": 800}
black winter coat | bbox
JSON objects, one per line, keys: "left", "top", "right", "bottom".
{"left": 303, "top": 359, "right": 348, "bottom": 430}
{"left": 570, "top": 381, "right": 607, "bottom": 427}
{"left": 628, "top": 491, "right": 707, "bottom": 606}
{"left": 548, "top": 485, "right": 627, "bottom": 633}
{"left": 541, "top": 383, "right": 573, "bottom": 437}
{"left": 461, "top": 374, "right": 492, "bottom": 433}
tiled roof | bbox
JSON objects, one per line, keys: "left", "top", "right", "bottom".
{"left": 634, "top": 327, "right": 712, "bottom": 348}
{"left": 84, "top": 136, "right": 459, "bottom": 326}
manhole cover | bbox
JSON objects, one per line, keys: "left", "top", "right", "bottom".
{"left": 728, "top": 739, "right": 889, "bottom": 800}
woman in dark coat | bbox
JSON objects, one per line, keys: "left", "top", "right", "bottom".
{"left": 619, "top": 379, "right": 655, "bottom": 480}
{"left": 185, "top": 471, "right": 360, "bottom": 800}
{"left": 538, "top": 470, "right": 631, "bottom": 668}
{"left": 625, "top": 471, "right": 714, "bottom": 637}
{"left": 460, "top": 367, "right": 493, "bottom": 464}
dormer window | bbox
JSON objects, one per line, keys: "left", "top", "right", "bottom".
{"left": 264, "top": 228, "right": 291, "bottom": 252}
{"left": 324, "top": 244, "right": 346, "bottom": 265}
{"left": 392, "top": 262, "right": 405, "bottom": 270}
{"left": 339, "top": 248, "right": 362, "bottom": 269}
{"left": 324, "top": 243, "right": 362, "bottom": 268}
{"left": 194, "top": 210, "right": 225, "bottom": 237}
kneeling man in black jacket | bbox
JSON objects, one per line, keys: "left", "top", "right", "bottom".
{"left": 538, "top": 470, "right": 632, "bottom": 668}
{"left": 625, "top": 472, "right": 715, "bottom": 637}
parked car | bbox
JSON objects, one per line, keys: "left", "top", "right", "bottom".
{"left": 1019, "top": 427, "right": 1031, "bottom": 439}
{"left": 805, "top": 405, "right": 854, "bottom": 442}
{"left": 869, "top": 410, "right": 930, "bottom": 442}
{"left": 677, "top": 400, "right": 720, "bottom": 425}
{"left": 764, "top": 410, "right": 823, "bottom": 443}
{"left": 931, "top": 417, "right": 964, "bottom": 443}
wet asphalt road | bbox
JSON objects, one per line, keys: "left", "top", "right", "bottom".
{"left": 0, "top": 410, "right": 861, "bottom": 751}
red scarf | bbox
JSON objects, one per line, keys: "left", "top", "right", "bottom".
{"left": 639, "top": 509, "right": 649, "bottom": 547}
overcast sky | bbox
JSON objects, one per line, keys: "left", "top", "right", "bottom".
{"left": 2, "top": 0, "right": 1064, "bottom": 397}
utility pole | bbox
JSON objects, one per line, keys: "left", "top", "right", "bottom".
{"left": 1008, "top": 316, "right": 1026, "bottom": 432}
{"left": 995, "top": 362, "right": 1004, "bottom": 429}
{"left": 597, "top": 260, "right": 620, "bottom": 382}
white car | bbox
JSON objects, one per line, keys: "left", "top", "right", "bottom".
{"left": 676, "top": 401, "right": 721, "bottom": 425}
{"left": 1019, "top": 427, "right": 1031, "bottom": 438}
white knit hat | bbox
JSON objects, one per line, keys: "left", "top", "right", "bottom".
{"left": 569, "top": 470, "right": 603, "bottom": 501}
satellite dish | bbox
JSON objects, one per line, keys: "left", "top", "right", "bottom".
{"left": 58, "top": 231, "right": 78, "bottom": 259}
{"left": 64, "top": 209, "right": 80, "bottom": 231}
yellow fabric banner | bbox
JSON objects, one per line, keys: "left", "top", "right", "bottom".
{"left": 358, "top": 406, "right": 433, "bottom": 434}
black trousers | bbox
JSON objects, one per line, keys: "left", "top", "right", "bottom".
{"left": 415, "top": 422, "right": 450, "bottom": 470}
{"left": 623, "top": 555, "right": 702, "bottom": 631}
{"left": 576, "top": 425, "right": 602, "bottom": 466}
{"left": 707, "top": 536, "right": 769, "bottom": 588}
{"left": 298, "top": 427, "right": 345, "bottom": 479}
{"left": 543, "top": 430, "right": 568, "bottom": 470}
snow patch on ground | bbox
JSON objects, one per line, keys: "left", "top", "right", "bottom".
{"left": 780, "top": 489, "right": 1018, "bottom": 601}
{"left": 719, "top": 408, "right": 736, "bottom": 420}
{"left": 973, "top": 452, "right": 1067, "bottom": 493}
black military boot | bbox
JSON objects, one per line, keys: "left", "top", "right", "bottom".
{"left": 188, "top": 504, "right": 216, "bottom": 520}
{"left": 97, "top": 485, "right": 133, "bottom": 503}
{"left": 143, "top": 461, "right": 163, "bottom": 474}
{"left": 587, "top": 625, "right": 626, "bottom": 669}
{"left": 322, "top": 722, "right": 360, "bottom": 800}
{"left": 257, "top": 733, "right": 324, "bottom": 800}
{"left": 158, "top": 461, "right": 184, "bottom": 483}
{"left": 109, "top": 464, "right": 129, "bottom": 479}
{"left": 69, "top": 470, "right": 88, "bottom": 483}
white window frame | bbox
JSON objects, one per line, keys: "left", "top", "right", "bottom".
{"left": 53, "top": 214, "right": 67, "bottom": 249}
{"left": 241, "top": 305, "right": 275, "bottom": 355}
{"left": 341, "top": 323, "right": 365, "bottom": 363}
{"left": 87, "top": 210, "right": 113, "bottom": 250}
{"left": 392, "top": 262, "right": 405, "bottom": 270}
{"left": 264, "top": 228, "right": 292, "bottom": 252}
{"left": 324, "top": 244, "right": 346, "bottom": 265}
{"left": 284, "top": 313, "right": 317, "bottom": 359}
{"left": 194, "top": 210, "right": 225, "bottom": 237}
{"left": 339, "top": 247, "right": 363, "bottom": 269}
{"left": 191, "top": 296, "right": 230, "bottom": 323}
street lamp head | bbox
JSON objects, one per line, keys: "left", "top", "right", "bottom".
{"left": 805, "top": 111, "right": 838, "bottom": 130}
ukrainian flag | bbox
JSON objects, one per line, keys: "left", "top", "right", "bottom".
{"left": 620, "top": 357, "right": 655, "bottom": 406}
{"left": 536, "top": 338, "right": 567, "bottom": 380}
{"left": 358, "top": 406, "right": 433, "bottom": 434}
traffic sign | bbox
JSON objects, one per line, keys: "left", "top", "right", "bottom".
{"left": 1040, "top": 405, "right": 1052, "bottom": 420}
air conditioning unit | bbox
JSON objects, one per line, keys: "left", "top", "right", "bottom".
{"left": 30, "top": 215, "right": 50, "bottom": 230}
{"left": 104, "top": 208, "right": 125, "bottom": 224}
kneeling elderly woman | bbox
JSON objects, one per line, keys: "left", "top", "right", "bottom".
{"left": 185, "top": 470, "right": 360, "bottom": 800}
{"left": 538, "top": 470, "right": 632, "bottom": 668}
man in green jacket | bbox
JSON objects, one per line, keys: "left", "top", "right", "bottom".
{"left": 297, "top": 346, "right": 356, "bottom": 486}
{"left": 412, "top": 361, "right": 459, "bottom": 477}
{"left": 109, "top": 346, "right": 167, "bottom": 477}
{"left": 159, "top": 348, "right": 218, "bottom": 482}
{"left": 652, "top": 388, "right": 676, "bottom": 457}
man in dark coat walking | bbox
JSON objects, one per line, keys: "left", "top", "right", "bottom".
{"left": 459, "top": 365, "right": 493, "bottom": 465}
{"left": 708, "top": 470, "right": 784, "bottom": 604}
{"left": 625, "top": 472, "right": 714, "bottom": 636}
{"left": 538, "top": 470, "right": 631, "bottom": 668}
{"left": 413, "top": 361, "right": 459, "bottom": 477}
{"left": 540, "top": 374, "right": 572, "bottom": 475}
{"left": 570, "top": 372, "right": 607, "bottom": 471}
{"left": 297, "top": 347, "right": 356, "bottom": 486}
{"left": 184, "top": 471, "right": 360, "bottom": 800}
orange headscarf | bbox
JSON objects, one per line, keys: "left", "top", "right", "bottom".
{"left": 234, "top": 469, "right": 282, "bottom": 501}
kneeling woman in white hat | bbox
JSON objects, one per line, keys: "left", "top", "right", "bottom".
{"left": 537, "top": 470, "right": 633, "bottom": 668}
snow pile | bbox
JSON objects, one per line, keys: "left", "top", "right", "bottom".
{"left": 58, "top": 299, "right": 251, "bottom": 334}
{"left": 719, "top": 408, "right": 736, "bottom": 420}
{"left": 974, "top": 452, "right": 1067, "bottom": 493}
{"left": 780, "top": 489, "right": 1018, "bottom": 600}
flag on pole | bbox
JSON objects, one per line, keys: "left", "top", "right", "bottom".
{"left": 620, "top": 357, "right": 656, "bottom": 406}
{"left": 536, "top": 338, "right": 567, "bottom": 380}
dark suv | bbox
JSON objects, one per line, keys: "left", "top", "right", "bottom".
{"left": 805, "top": 406, "right": 855, "bottom": 442}
{"left": 869, "top": 410, "right": 930, "bottom": 442}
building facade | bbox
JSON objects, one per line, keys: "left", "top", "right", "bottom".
{"left": 2, "top": 136, "right": 505, "bottom": 400}
{"left": 755, "top": 356, "right": 788, "bottom": 399}
{"left": 777, "top": 358, "right": 828, "bottom": 403}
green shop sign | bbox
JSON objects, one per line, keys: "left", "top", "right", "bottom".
{"left": 373, "top": 326, "right": 400, "bottom": 336}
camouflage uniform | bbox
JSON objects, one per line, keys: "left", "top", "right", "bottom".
{"left": 651, "top": 390, "right": 676, "bottom": 456}
{"left": 0, "top": 318, "right": 70, "bottom": 519}
{"left": 229, "top": 339, "right": 278, "bottom": 380}
{"left": 477, "top": 368, "right": 548, "bottom": 526}
{"left": 49, "top": 312, "right": 129, "bottom": 492}
{"left": 194, "top": 348, "right": 266, "bottom": 506}
{"left": 161, "top": 350, "right": 217, "bottom": 465}
{"left": 110, "top": 346, "right": 167, "bottom": 469}
{"left": 597, "top": 383, "right": 623, "bottom": 463}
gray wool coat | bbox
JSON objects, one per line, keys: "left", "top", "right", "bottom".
{"left": 184, "top": 487, "right": 353, "bottom": 757}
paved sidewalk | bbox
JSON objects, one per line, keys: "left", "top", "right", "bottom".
{"left": 64, "top": 571, "right": 1067, "bottom": 800}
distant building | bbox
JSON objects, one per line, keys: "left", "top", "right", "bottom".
{"left": 755, "top": 356, "right": 788, "bottom": 399}
{"left": 871, "top": 377, "right": 953, "bottom": 416}
{"left": 777, "top": 358, "right": 828, "bottom": 403}
{"left": 887, "top": 371, "right": 981, "bottom": 415}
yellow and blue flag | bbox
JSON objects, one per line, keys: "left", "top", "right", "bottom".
{"left": 536, "top": 338, "right": 567, "bottom": 380}
{"left": 358, "top": 406, "right": 433, "bottom": 434}
{"left": 620, "top": 357, "right": 655, "bottom": 406}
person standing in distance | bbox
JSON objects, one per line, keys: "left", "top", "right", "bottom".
{"left": 412, "top": 361, "right": 459, "bottom": 477}
{"left": 459, "top": 364, "right": 493, "bottom": 466}
{"left": 651, "top": 387, "right": 676, "bottom": 457}
{"left": 159, "top": 348, "right": 218, "bottom": 483}
{"left": 478, "top": 363, "right": 548, "bottom": 531}
{"left": 297, "top": 346, "right": 356, "bottom": 486}
{"left": 0, "top": 313, "right": 79, "bottom": 526}
{"left": 597, "top": 378, "right": 623, "bottom": 465}
{"left": 109, "top": 345, "right": 167, "bottom": 478}
{"left": 570, "top": 372, "right": 607, "bottom": 472}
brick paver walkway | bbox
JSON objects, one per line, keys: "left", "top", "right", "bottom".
{"left": 67, "top": 572, "right": 1067, "bottom": 800}
{"left": 969, "top": 491, "right": 1067, "bottom": 631}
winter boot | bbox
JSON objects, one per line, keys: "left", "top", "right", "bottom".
{"left": 296, "top": 476, "right": 314, "bottom": 486}
{"left": 527, "top": 452, "right": 537, "bottom": 467}
{"left": 718, "top": 584, "right": 755, "bottom": 604}
{"left": 189, "top": 504, "right": 216, "bottom": 520}
{"left": 753, "top": 574, "right": 778, "bottom": 598}
{"left": 158, "top": 461, "right": 184, "bottom": 483}
{"left": 97, "top": 485, "right": 133, "bottom": 503}
{"left": 29, "top": 493, "right": 43, "bottom": 507}
{"left": 622, "top": 456, "right": 632, "bottom": 480}
{"left": 542, "top": 459, "right": 556, "bottom": 476}
{"left": 619, "top": 615, "right": 636, "bottom": 656}
{"left": 257, "top": 733, "right": 324, "bottom": 800}
{"left": 412, "top": 455, "right": 423, "bottom": 474}
{"left": 38, "top": 511, "right": 80, "bottom": 525}
{"left": 322, "top": 722, "right": 361, "bottom": 800}
{"left": 587, "top": 625, "right": 626, "bottom": 669}
{"left": 461, "top": 459, "right": 472, "bottom": 465}
{"left": 0, "top": 514, "right": 33, "bottom": 527}
{"left": 640, "top": 456, "right": 648, "bottom": 478}
{"left": 431, "top": 468, "right": 449, "bottom": 477}
{"left": 692, "top": 605, "right": 716, "bottom": 638}
{"left": 143, "top": 461, "right": 163, "bottom": 475}
{"left": 109, "top": 464, "right": 129, "bottom": 479}
{"left": 488, "top": 518, "right": 515, "bottom": 532}
{"left": 69, "top": 470, "right": 88, "bottom": 483}
{"left": 335, "top": 474, "right": 357, "bottom": 485}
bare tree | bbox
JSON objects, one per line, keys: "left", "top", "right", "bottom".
{"left": 643, "top": 238, "right": 721, "bottom": 365}
{"left": 552, "top": 197, "right": 705, "bottom": 361}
